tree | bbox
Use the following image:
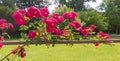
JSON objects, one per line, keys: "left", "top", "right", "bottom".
{"left": 100, "top": 0, "right": 120, "bottom": 34}
{"left": 15, "top": 0, "right": 51, "bottom": 9}
{"left": 59, "top": 0, "right": 96, "bottom": 11}
{"left": 77, "top": 10, "right": 108, "bottom": 32}
{"left": 0, "top": 0, "right": 15, "bottom": 9}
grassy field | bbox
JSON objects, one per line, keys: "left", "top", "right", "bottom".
{"left": 0, "top": 43, "right": 120, "bottom": 61}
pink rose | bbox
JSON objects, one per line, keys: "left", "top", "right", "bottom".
{"left": 26, "top": 6, "right": 42, "bottom": 19}
{"left": 68, "top": 21, "right": 82, "bottom": 31}
{"left": 0, "top": 23, "right": 7, "bottom": 29}
{"left": 52, "top": 13, "right": 60, "bottom": 19}
{"left": 61, "top": 29, "right": 68, "bottom": 36}
{"left": 28, "top": 30, "right": 36, "bottom": 38}
{"left": 90, "top": 24, "right": 96, "bottom": 29}
{"left": 20, "top": 51, "right": 25, "bottom": 58}
{"left": 0, "top": 19, "right": 6, "bottom": 25}
{"left": 63, "top": 12, "right": 69, "bottom": 18}
{"left": 8, "top": 23, "right": 14, "bottom": 29}
{"left": 67, "top": 11, "right": 77, "bottom": 21}
{"left": 80, "top": 29, "right": 88, "bottom": 36}
{"left": 80, "top": 27, "right": 92, "bottom": 36}
{"left": 40, "top": 7, "right": 49, "bottom": 17}
{"left": 46, "top": 25, "right": 55, "bottom": 33}
{"left": 54, "top": 28, "right": 61, "bottom": 36}
{"left": 0, "top": 36, "right": 4, "bottom": 41}
{"left": 97, "top": 31, "right": 111, "bottom": 40}
{"left": 44, "top": 17, "right": 57, "bottom": 27}
{"left": 0, "top": 42, "right": 3, "bottom": 48}
{"left": 12, "top": 9, "right": 27, "bottom": 25}
{"left": 57, "top": 16, "right": 64, "bottom": 22}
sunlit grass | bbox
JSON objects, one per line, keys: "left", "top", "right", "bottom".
{"left": 0, "top": 43, "right": 120, "bottom": 61}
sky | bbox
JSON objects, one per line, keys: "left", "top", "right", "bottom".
{"left": 87, "top": 0, "right": 103, "bottom": 10}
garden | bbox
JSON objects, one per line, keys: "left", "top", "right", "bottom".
{"left": 0, "top": 0, "right": 120, "bottom": 61}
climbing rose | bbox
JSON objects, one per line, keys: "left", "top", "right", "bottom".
{"left": 68, "top": 21, "right": 82, "bottom": 31}
{"left": 8, "top": 23, "right": 14, "bottom": 29}
{"left": 28, "top": 30, "right": 36, "bottom": 38}
{"left": 90, "top": 24, "right": 96, "bottom": 29}
{"left": 0, "top": 23, "right": 7, "bottom": 29}
{"left": 12, "top": 9, "right": 27, "bottom": 25}
{"left": 61, "top": 29, "right": 69, "bottom": 36}
{"left": 40, "top": 7, "right": 49, "bottom": 17}
{"left": 0, "top": 42, "right": 3, "bottom": 48}
{"left": 0, "top": 19, "right": 6, "bottom": 25}
{"left": 80, "top": 27, "right": 92, "bottom": 36}
{"left": 94, "top": 43, "right": 99, "bottom": 46}
{"left": 0, "top": 36, "right": 4, "bottom": 41}
{"left": 63, "top": 12, "right": 69, "bottom": 18}
{"left": 54, "top": 28, "right": 61, "bottom": 36}
{"left": 57, "top": 16, "right": 64, "bottom": 22}
{"left": 26, "top": 6, "right": 42, "bottom": 19}
{"left": 52, "top": 13, "right": 60, "bottom": 19}
{"left": 97, "top": 31, "right": 111, "bottom": 40}
{"left": 20, "top": 50, "right": 25, "bottom": 58}
{"left": 43, "top": 17, "right": 57, "bottom": 27}
{"left": 67, "top": 11, "right": 77, "bottom": 21}
{"left": 46, "top": 25, "right": 55, "bottom": 33}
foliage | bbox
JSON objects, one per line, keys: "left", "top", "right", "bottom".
{"left": 55, "top": 5, "right": 74, "bottom": 14}
{"left": 0, "top": 6, "right": 15, "bottom": 23}
{"left": 100, "top": 0, "right": 120, "bottom": 34}
{"left": 77, "top": 10, "right": 108, "bottom": 31}
{"left": 0, "top": 0, "right": 15, "bottom": 9}
{"left": 15, "top": 0, "right": 51, "bottom": 9}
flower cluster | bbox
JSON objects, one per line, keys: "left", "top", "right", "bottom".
{"left": 12, "top": 6, "right": 111, "bottom": 46}
{"left": 97, "top": 31, "right": 111, "bottom": 40}
{"left": 0, "top": 19, "right": 14, "bottom": 29}
{"left": 0, "top": 19, "right": 14, "bottom": 48}
{"left": 12, "top": 45, "right": 26, "bottom": 58}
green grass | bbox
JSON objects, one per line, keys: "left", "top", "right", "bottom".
{"left": 0, "top": 43, "right": 120, "bottom": 61}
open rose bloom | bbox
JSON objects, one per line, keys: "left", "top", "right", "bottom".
{"left": 12, "top": 6, "right": 111, "bottom": 47}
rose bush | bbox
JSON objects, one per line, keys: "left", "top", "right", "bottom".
{"left": 11, "top": 6, "right": 111, "bottom": 58}
{"left": 12, "top": 6, "right": 111, "bottom": 44}
{"left": 0, "top": 19, "right": 14, "bottom": 48}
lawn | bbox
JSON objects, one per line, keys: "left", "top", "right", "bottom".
{"left": 0, "top": 43, "right": 120, "bottom": 61}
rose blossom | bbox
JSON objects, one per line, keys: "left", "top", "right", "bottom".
{"left": 54, "top": 28, "right": 61, "bottom": 36}
{"left": 97, "top": 31, "right": 111, "bottom": 40}
{"left": 44, "top": 17, "right": 57, "bottom": 27}
{"left": 26, "top": 6, "right": 42, "bottom": 19}
{"left": 46, "top": 25, "right": 55, "bottom": 33}
{"left": 68, "top": 21, "right": 82, "bottom": 31}
{"left": 20, "top": 50, "right": 25, "bottom": 58}
{"left": 12, "top": 9, "right": 27, "bottom": 25}
{"left": 61, "top": 29, "right": 69, "bottom": 36}
{"left": 8, "top": 23, "right": 14, "bottom": 29}
{"left": 0, "top": 42, "right": 3, "bottom": 48}
{"left": 40, "top": 7, "right": 49, "bottom": 17}
{"left": 28, "top": 30, "right": 36, "bottom": 38}
{"left": 0, "top": 19, "right": 6, "bottom": 25}
{"left": 52, "top": 13, "right": 60, "bottom": 19}
{"left": 90, "top": 24, "right": 96, "bottom": 29}
{"left": 57, "top": 16, "right": 64, "bottom": 22}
